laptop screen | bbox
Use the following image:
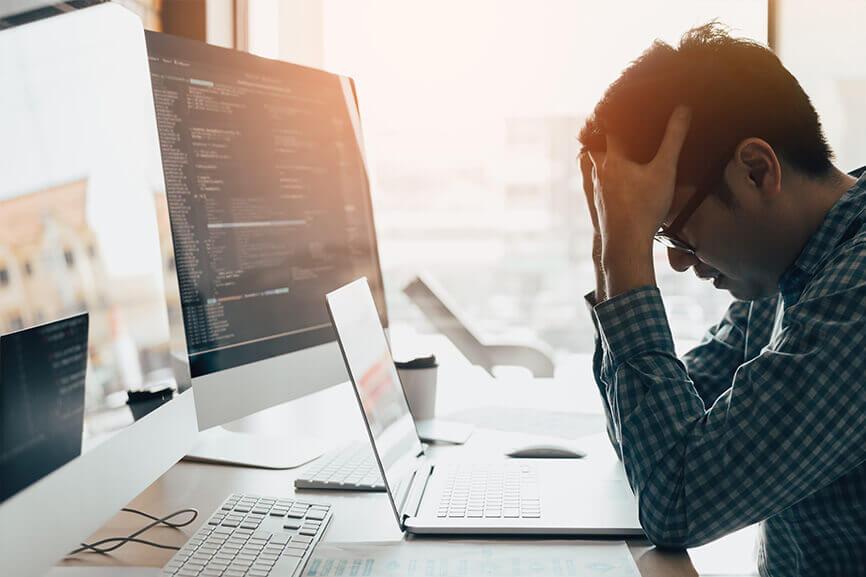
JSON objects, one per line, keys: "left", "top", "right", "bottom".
{"left": 326, "top": 278, "right": 423, "bottom": 519}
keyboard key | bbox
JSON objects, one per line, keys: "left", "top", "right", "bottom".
{"left": 272, "top": 557, "right": 301, "bottom": 575}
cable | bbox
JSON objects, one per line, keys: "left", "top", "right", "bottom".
{"left": 68, "top": 507, "right": 198, "bottom": 555}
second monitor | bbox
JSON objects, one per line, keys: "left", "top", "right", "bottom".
{"left": 147, "top": 32, "right": 388, "bottom": 432}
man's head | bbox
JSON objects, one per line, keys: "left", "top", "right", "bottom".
{"left": 579, "top": 23, "right": 836, "bottom": 300}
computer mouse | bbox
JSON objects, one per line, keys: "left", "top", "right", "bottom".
{"left": 505, "top": 442, "right": 587, "bottom": 459}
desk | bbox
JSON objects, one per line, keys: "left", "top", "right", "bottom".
{"left": 62, "top": 329, "right": 697, "bottom": 577}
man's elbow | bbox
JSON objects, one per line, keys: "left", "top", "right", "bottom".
{"left": 638, "top": 503, "right": 708, "bottom": 549}
{"left": 641, "top": 518, "right": 691, "bottom": 549}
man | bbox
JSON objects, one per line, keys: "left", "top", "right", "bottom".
{"left": 578, "top": 23, "right": 866, "bottom": 577}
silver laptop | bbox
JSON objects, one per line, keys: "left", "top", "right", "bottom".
{"left": 325, "top": 277, "right": 643, "bottom": 536}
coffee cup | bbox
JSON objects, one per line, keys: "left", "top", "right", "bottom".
{"left": 395, "top": 355, "right": 438, "bottom": 421}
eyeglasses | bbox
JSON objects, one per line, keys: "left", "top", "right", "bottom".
{"left": 653, "top": 177, "right": 715, "bottom": 255}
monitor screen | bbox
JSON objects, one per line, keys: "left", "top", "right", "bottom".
{"left": 146, "top": 32, "right": 387, "bottom": 378}
{"left": 0, "top": 6, "right": 187, "bottom": 448}
{"left": 0, "top": 314, "right": 88, "bottom": 502}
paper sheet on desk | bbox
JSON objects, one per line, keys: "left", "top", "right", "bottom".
{"left": 303, "top": 540, "right": 640, "bottom": 577}
{"left": 446, "top": 407, "right": 605, "bottom": 440}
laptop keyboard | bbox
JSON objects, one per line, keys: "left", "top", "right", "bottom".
{"left": 437, "top": 463, "right": 541, "bottom": 519}
{"left": 161, "top": 493, "right": 331, "bottom": 577}
{"left": 294, "top": 442, "right": 384, "bottom": 492}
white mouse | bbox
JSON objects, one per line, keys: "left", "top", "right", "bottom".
{"left": 505, "top": 442, "right": 587, "bottom": 459}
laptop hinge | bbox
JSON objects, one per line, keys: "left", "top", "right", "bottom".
{"left": 401, "top": 461, "right": 433, "bottom": 526}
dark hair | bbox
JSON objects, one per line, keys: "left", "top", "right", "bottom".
{"left": 578, "top": 23, "right": 833, "bottom": 195}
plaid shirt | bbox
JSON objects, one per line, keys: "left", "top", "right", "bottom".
{"left": 588, "top": 167, "right": 866, "bottom": 577}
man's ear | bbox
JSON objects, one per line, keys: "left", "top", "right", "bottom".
{"left": 734, "top": 138, "right": 781, "bottom": 197}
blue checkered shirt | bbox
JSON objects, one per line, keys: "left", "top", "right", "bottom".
{"left": 588, "top": 167, "right": 866, "bottom": 577}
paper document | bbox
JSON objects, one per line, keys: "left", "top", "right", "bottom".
{"left": 447, "top": 407, "right": 605, "bottom": 440}
{"left": 303, "top": 540, "right": 640, "bottom": 577}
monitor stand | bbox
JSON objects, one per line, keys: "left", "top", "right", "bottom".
{"left": 183, "top": 384, "right": 352, "bottom": 469}
{"left": 183, "top": 427, "right": 329, "bottom": 469}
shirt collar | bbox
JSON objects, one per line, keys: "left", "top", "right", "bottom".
{"left": 779, "top": 166, "right": 866, "bottom": 293}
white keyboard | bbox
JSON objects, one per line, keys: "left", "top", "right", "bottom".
{"left": 437, "top": 463, "right": 541, "bottom": 519}
{"left": 161, "top": 493, "right": 331, "bottom": 577}
{"left": 294, "top": 442, "right": 384, "bottom": 492}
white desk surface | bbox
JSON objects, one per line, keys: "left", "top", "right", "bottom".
{"left": 61, "top": 328, "right": 699, "bottom": 577}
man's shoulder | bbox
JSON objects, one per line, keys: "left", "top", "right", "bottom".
{"left": 805, "top": 226, "right": 866, "bottom": 299}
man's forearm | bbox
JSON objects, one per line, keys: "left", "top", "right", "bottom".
{"left": 602, "top": 239, "right": 656, "bottom": 298}
{"left": 591, "top": 235, "right": 607, "bottom": 303}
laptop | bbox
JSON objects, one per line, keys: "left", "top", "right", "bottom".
{"left": 326, "top": 278, "right": 643, "bottom": 536}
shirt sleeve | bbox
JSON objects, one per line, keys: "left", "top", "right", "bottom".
{"left": 592, "top": 244, "right": 866, "bottom": 547}
{"left": 584, "top": 292, "right": 622, "bottom": 459}
{"left": 680, "top": 299, "right": 751, "bottom": 404}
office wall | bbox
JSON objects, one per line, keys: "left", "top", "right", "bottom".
{"left": 775, "top": 0, "right": 866, "bottom": 172}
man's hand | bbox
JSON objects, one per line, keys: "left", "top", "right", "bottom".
{"left": 587, "top": 106, "right": 691, "bottom": 298}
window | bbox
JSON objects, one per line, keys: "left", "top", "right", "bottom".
{"left": 0, "top": 267, "right": 8, "bottom": 287}
{"left": 316, "top": 0, "right": 766, "bottom": 354}
{"left": 64, "top": 249, "right": 75, "bottom": 268}
{"left": 23, "top": 261, "right": 32, "bottom": 276}
{"left": 774, "top": 3, "right": 866, "bottom": 174}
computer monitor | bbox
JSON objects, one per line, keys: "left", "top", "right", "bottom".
{"left": 0, "top": 5, "right": 198, "bottom": 577}
{"left": 145, "top": 32, "right": 388, "bottom": 432}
